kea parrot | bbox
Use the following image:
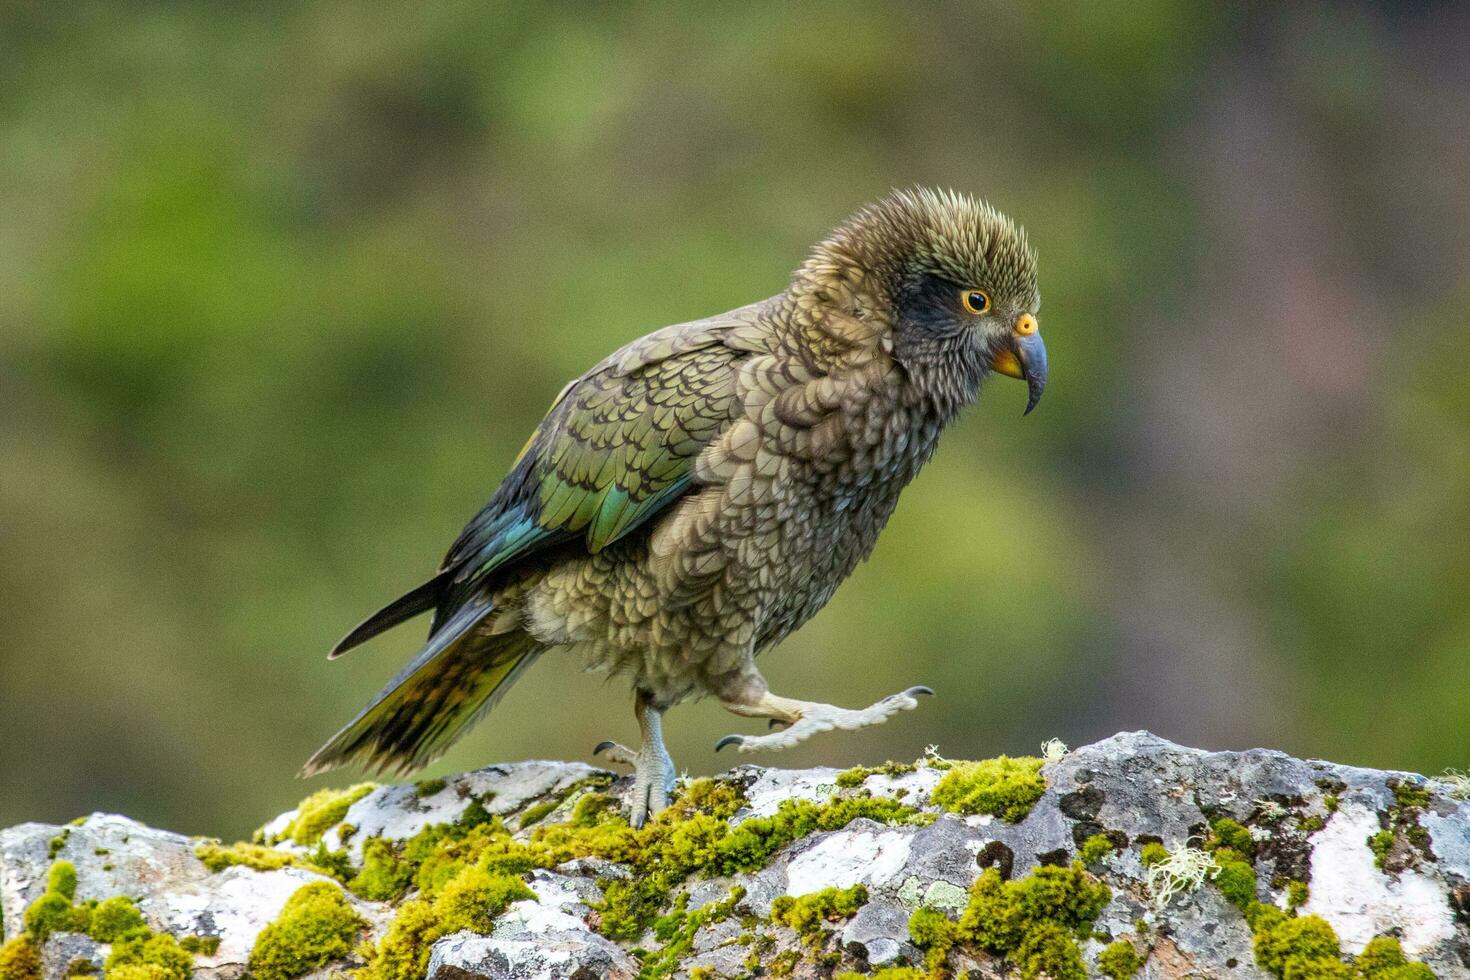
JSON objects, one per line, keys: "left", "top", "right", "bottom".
{"left": 305, "top": 188, "right": 1047, "bottom": 825}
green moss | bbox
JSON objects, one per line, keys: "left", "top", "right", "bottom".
{"left": 1391, "top": 781, "right": 1432, "bottom": 810}
{"left": 640, "top": 887, "right": 745, "bottom": 979}
{"left": 836, "top": 969, "right": 925, "bottom": 980}
{"left": 413, "top": 778, "right": 447, "bottom": 798}
{"left": 516, "top": 799, "right": 558, "bottom": 828}
{"left": 360, "top": 869, "right": 533, "bottom": 980}
{"left": 195, "top": 840, "right": 293, "bottom": 873}
{"left": 1097, "top": 938, "right": 1146, "bottom": 978}
{"left": 1211, "top": 818, "right": 1254, "bottom": 856}
{"left": 835, "top": 761, "right": 917, "bottom": 788}
{"left": 1367, "top": 830, "right": 1395, "bottom": 869}
{"left": 909, "top": 862, "right": 1109, "bottom": 980}
{"left": 1324, "top": 794, "right": 1339, "bottom": 813}
{"left": 1014, "top": 921, "right": 1087, "bottom": 980}
{"left": 1214, "top": 854, "right": 1257, "bottom": 910}
{"left": 1355, "top": 936, "right": 1435, "bottom": 979}
{"left": 176, "top": 936, "right": 220, "bottom": 957}
{"left": 1287, "top": 880, "right": 1309, "bottom": 911}
{"left": 104, "top": 932, "right": 193, "bottom": 980}
{"left": 348, "top": 837, "right": 413, "bottom": 902}
{"left": 569, "top": 791, "right": 617, "bottom": 827}
{"left": 1140, "top": 842, "right": 1169, "bottom": 866}
{"left": 248, "top": 882, "right": 366, "bottom": 980}
{"left": 282, "top": 784, "right": 375, "bottom": 846}
{"left": 770, "top": 884, "right": 868, "bottom": 936}
{"left": 1253, "top": 912, "right": 1341, "bottom": 978}
{"left": 1301, "top": 815, "right": 1326, "bottom": 833}
{"left": 930, "top": 755, "right": 1046, "bottom": 822}
{"left": 88, "top": 897, "right": 146, "bottom": 942}
{"left": 0, "top": 936, "right": 41, "bottom": 980}
{"left": 26, "top": 862, "right": 90, "bottom": 941}
{"left": 48, "top": 831, "right": 70, "bottom": 859}
{"left": 1080, "top": 833, "right": 1116, "bottom": 865}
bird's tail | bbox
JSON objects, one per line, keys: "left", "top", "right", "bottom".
{"left": 303, "top": 599, "right": 541, "bottom": 778}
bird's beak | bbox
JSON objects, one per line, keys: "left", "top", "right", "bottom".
{"left": 988, "top": 313, "right": 1048, "bottom": 415}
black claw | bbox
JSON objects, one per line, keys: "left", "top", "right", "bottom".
{"left": 592, "top": 740, "right": 617, "bottom": 756}
{"left": 906, "top": 685, "right": 936, "bottom": 698}
{"left": 714, "top": 735, "right": 744, "bottom": 753}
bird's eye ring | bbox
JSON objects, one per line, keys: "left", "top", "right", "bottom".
{"left": 961, "top": 290, "right": 991, "bottom": 315}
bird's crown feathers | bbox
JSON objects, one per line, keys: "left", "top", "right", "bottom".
{"left": 799, "top": 186, "right": 1038, "bottom": 311}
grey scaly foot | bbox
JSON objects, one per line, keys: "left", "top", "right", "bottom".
{"left": 715, "top": 685, "right": 934, "bottom": 754}
{"left": 594, "top": 692, "right": 677, "bottom": 827}
{"left": 594, "top": 739, "right": 675, "bottom": 828}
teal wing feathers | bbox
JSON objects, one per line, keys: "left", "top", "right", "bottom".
{"left": 429, "top": 309, "right": 761, "bottom": 627}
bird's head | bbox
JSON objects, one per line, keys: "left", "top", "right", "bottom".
{"left": 799, "top": 187, "right": 1046, "bottom": 414}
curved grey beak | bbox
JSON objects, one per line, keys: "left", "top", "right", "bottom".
{"left": 987, "top": 313, "right": 1048, "bottom": 415}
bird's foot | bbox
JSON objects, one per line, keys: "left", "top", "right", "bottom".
{"left": 593, "top": 738, "right": 677, "bottom": 828}
{"left": 714, "top": 685, "right": 934, "bottom": 753}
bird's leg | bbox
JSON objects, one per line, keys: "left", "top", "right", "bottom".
{"left": 712, "top": 673, "right": 934, "bottom": 754}
{"left": 592, "top": 690, "right": 676, "bottom": 828}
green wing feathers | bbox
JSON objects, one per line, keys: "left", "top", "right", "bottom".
{"left": 309, "top": 312, "right": 759, "bottom": 775}
{"left": 533, "top": 341, "right": 739, "bottom": 552}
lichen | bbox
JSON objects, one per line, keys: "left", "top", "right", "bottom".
{"left": 1097, "top": 938, "right": 1146, "bottom": 978}
{"left": 836, "top": 969, "right": 924, "bottom": 980}
{"left": 770, "top": 884, "right": 868, "bottom": 937}
{"left": 280, "top": 784, "right": 375, "bottom": 846}
{"left": 1436, "top": 769, "right": 1470, "bottom": 801}
{"left": 1040, "top": 738, "right": 1069, "bottom": 762}
{"left": 909, "top": 862, "right": 1110, "bottom": 980}
{"left": 929, "top": 755, "right": 1046, "bottom": 822}
{"left": 248, "top": 881, "right": 366, "bottom": 980}
{"left": 1142, "top": 843, "right": 1217, "bottom": 910}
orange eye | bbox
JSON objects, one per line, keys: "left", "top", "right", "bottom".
{"left": 961, "top": 290, "right": 991, "bottom": 315}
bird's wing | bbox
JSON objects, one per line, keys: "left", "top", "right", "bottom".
{"left": 438, "top": 305, "right": 767, "bottom": 603}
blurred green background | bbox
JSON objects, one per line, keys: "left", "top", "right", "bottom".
{"left": 3, "top": 2, "right": 1469, "bottom": 840}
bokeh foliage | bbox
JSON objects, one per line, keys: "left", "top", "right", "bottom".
{"left": 2, "top": 2, "right": 1468, "bottom": 838}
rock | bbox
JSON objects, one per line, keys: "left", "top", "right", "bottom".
{"left": 1, "top": 732, "right": 1467, "bottom": 979}
{"left": 425, "top": 928, "right": 638, "bottom": 980}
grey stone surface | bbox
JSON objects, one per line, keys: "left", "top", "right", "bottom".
{"left": 3, "top": 732, "right": 1468, "bottom": 978}
{"left": 425, "top": 928, "right": 638, "bottom": 980}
